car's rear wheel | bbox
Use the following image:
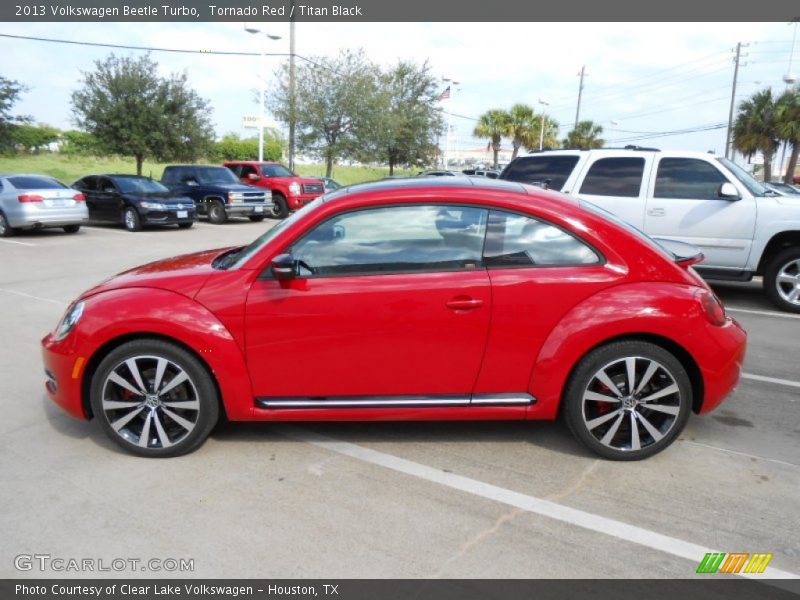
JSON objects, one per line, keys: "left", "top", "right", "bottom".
{"left": 270, "top": 194, "right": 289, "bottom": 219}
{"left": 0, "top": 212, "right": 14, "bottom": 237}
{"left": 123, "top": 207, "right": 142, "bottom": 232}
{"left": 563, "top": 341, "right": 692, "bottom": 460}
{"left": 249, "top": 215, "right": 266, "bottom": 222}
{"left": 90, "top": 339, "right": 219, "bottom": 457}
{"left": 764, "top": 247, "right": 800, "bottom": 313}
{"left": 208, "top": 199, "right": 228, "bottom": 224}
{"left": 63, "top": 225, "right": 80, "bottom": 234}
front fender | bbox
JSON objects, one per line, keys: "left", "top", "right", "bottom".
{"left": 527, "top": 282, "right": 705, "bottom": 419}
{"left": 73, "top": 287, "right": 253, "bottom": 420}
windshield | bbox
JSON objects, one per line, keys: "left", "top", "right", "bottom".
{"left": 716, "top": 157, "right": 768, "bottom": 196}
{"left": 227, "top": 197, "right": 326, "bottom": 269}
{"left": 114, "top": 177, "right": 169, "bottom": 194}
{"left": 261, "top": 164, "right": 294, "bottom": 177}
{"left": 194, "top": 167, "right": 240, "bottom": 185}
{"left": 579, "top": 200, "right": 675, "bottom": 260}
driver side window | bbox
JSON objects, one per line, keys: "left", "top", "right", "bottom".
{"left": 290, "top": 205, "right": 488, "bottom": 277}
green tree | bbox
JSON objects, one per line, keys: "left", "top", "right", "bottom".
{"left": 474, "top": 109, "right": 509, "bottom": 169}
{"left": 522, "top": 115, "right": 560, "bottom": 152}
{"left": 213, "top": 132, "right": 282, "bottom": 161}
{"left": 563, "top": 120, "right": 604, "bottom": 149}
{"left": 732, "top": 89, "right": 780, "bottom": 182}
{"left": 60, "top": 130, "right": 100, "bottom": 156}
{"left": 775, "top": 89, "right": 800, "bottom": 184}
{"left": 12, "top": 123, "right": 61, "bottom": 153}
{"left": 71, "top": 53, "right": 215, "bottom": 175}
{"left": 503, "top": 103, "right": 539, "bottom": 160}
{"left": 0, "top": 75, "right": 30, "bottom": 153}
{"left": 270, "top": 49, "right": 380, "bottom": 177}
{"left": 365, "top": 60, "right": 444, "bottom": 175}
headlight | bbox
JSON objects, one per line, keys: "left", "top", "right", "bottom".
{"left": 139, "top": 201, "right": 166, "bottom": 210}
{"left": 228, "top": 192, "right": 244, "bottom": 201}
{"left": 288, "top": 182, "right": 301, "bottom": 196}
{"left": 53, "top": 301, "right": 85, "bottom": 342}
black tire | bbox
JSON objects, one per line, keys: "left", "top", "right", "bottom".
{"left": 0, "top": 212, "right": 14, "bottom": 237}
{"left": 562, "top": 341, "right": 692, "bottom": 461}
{"left": 123, "top": 206, "right": 142, "bottom": 232}
{"left": 63, "top": 225, "right": 81, "bottom": 234}
{"left": 764, "top": 247, "right": 800, "bottom": 313}
{"left": 248, "top": 215, "right": 266, "bottom": 222}
{"left": 90, "top": 339, "right": 219, "bottom": 458}
{"left": 270, "top": 194, "right": 289, "bottom": 219}
{"left": 178, "top": 222, "right": 194, "bottom": 229}
{"left": 207, "top": 199, "right": 228, "bottom": 224}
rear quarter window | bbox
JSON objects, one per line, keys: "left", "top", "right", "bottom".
{"left": 500, "top": 155, "right": 580, "bottom": 190}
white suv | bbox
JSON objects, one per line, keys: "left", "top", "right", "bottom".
{"left": 500, "top": 147, "right": 800, "bottom": 312}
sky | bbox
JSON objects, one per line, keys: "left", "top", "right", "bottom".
{"left": 1, "top": 21, "right": 798, "bottom": 165}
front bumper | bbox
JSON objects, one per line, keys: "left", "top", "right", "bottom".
{"left": 287, "top": 194, "right": 322, "bottom": 209}
{"left": 141, "top": 208, "right": 197, "bottom": 225}
{"left": 41, "top": 332, "right": 89, "bottom": 420}
{"left": 226, "top": 201, "right": 274, "bottom": 215}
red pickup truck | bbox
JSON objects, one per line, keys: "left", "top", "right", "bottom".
{"left": 224, "top": 161, "right": 326, "bottom": 218}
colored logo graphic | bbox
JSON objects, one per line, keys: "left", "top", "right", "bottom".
{"left": 696, "top": 552, "right": 773, "bottom": 574}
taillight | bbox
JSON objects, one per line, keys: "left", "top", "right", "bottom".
{"left": 18, "top": 194, "right": 44, "bottom": 203}
{"left": 696, "top": 289, "right": 726, "bottom": 326}
{"left": 73, "top": 193, "right": 86, "bottom": 202}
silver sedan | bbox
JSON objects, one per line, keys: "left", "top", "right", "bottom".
{"left": 0, "top": 173, "right": 89, "bottom": 237}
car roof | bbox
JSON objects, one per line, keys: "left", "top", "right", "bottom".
{"left": 0, "top": 173, "right": 60, "bottom": 179}
{"left": 516, "top": 147, "right": 721, "bottom": 160}
{"left": 324, "top": 176, "right": 530, "bottom": 200}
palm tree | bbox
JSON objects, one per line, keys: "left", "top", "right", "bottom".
{"left": 522, "top": 115, "right": 560, "bottom": 152}
{"left": 503, "top": 103, "right": 537, "bottom": 159}
{"left": 732, "top": 89, "right": 780, "bottom": 182}
{"left": 473, "top": 109, "right": 508, "bottom": 168}
{"left": 563, "top": 120, "right": 605, "bottom": 149}
{"left": 775, "top": 89, "right": 800, "bottom": 184}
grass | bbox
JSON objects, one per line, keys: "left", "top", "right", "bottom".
{"left": 0, "top": 154, "right": 417, "bottom": 186}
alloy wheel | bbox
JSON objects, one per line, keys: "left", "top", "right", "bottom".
{"left": 581, "top": 356, "right": 682, "bottom": 453}
{"left": 775, "top": 258, "right": 800, "bottom": 307}
{"left": 100, "top": 354, "right": 201, "bottom": 450}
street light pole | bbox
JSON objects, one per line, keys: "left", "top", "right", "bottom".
{"left": 245, "top": 26, "right": 281, "bottom": 163}
{"left": 442, "top": 77, "right": 460, "bottom": 169}
{"left": 574, "top": 65, "right": 586, "bottom": 130}
{"left": 288, "top": 1, "right": 296, "bottom": 171}
{"left": 538, "top": 98, "right": 550, "bottom": 151}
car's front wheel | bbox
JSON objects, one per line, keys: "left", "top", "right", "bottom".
{"left": 208, "top": 199, "right": 228, "bottom": 224}
{"left": 270, "top": 194, "right": 289, "bottom": 219}
{"left": 563, "top": 341, "right": 692, "bottom": 460}
{"left": 63, "top": 225, "right": 81, "bottom": 234}
{"left": 123, "top": 207, "right": 142, "bottom": 232}
{"left": 764, "top": 247, "right": 800, "bottom": 313}
{"left": 90, "top": 339, "right": 219, "bottom": 457}
{"left": 0, "top": 212, "right": 14, "bottom": 237}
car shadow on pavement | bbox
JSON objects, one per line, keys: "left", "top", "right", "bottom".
{"left": 210, "top": 419, "right": 594, "bottom": 460}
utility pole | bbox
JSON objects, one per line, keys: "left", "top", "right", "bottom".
{"left": 725, "top": 42, "right": 747, "bottom": 160}
{"left": 574, "top": 65, "right": 586, "bottom": 130}
{"left": 288, "top": 0, "right": 296, "bottom": 172}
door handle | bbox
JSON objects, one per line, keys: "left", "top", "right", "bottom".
{"left": 446, "top": 297, "right": 484, "bottom": 311}
{"left": 648, "top": 207, "right": 666, "bottom": 217}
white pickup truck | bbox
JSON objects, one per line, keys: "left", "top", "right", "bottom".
{"left": 500, "top": 148, "right": 800, "bottom": 312}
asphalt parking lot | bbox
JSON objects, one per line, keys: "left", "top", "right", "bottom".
{"left": 1, "top": 219, "right": 798, "bottom": 581}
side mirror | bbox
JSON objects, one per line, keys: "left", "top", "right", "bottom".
{"left": 719, "top": 182, "right": 740, "bottom": 200}
{"left": 271, "top": 253, "right": 296, "bottom": 280}
{"left": 248, "top": 173, "right": 261, "bottom": 181}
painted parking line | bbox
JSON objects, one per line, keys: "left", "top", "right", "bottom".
{"left": 741, "top": 373, "right": 800, "bottom": 393}
{"left": 279, "top": 425, "right": 799, "bottom": 580}
{"left": 0, "top": 288, "right": 67, "bottom": 306}
{"left": 681, "top": 440, "right": 799, "bottom": 468}
{"left": 0, "top": 238, "right": 36, "bottom": 247}
{"left": 727, "top": 307, "right": 800, "bottom": 320}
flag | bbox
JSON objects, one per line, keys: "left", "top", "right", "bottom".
{"left": 437, "top": 86, "right": 451, "bottom": 101}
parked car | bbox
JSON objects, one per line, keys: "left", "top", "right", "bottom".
{"left": 71, "top": 174, "right": 196, "bottom": 232}
{"left": 763, "top": 181, "right": 800, "bottom": 196}
{"left": 418, "top": 170, "right": 457, "bottom": 177}
{"left": 475, "top": 169, "right": 501, "bottom": 179}
{"left": 161, "top": 165, "right": 271, "bottom": 224}
{"left": 42, "top": 178, "right": 745, "bottom": 460}
{"left": 0, "top": 173, "right": 88, "bottom": 237}
{"left": 316, "top": 176, "right": 342, "bottom": 192}
{"left": 223, "top": 161, "right": 325, "bottom": 219}
{"left": 501, "top": 147, "right": 800, "bottom": 313}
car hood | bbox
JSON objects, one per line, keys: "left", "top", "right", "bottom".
{"left": 80, "top": 247, "right": 236, "bottom": 300}
{"left": 271, "top": 176, "right": 325, "bottom": 186}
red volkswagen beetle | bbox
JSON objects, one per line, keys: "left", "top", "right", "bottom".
{"left": 41, "top": 178, "right": 746, "bottom": 459}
